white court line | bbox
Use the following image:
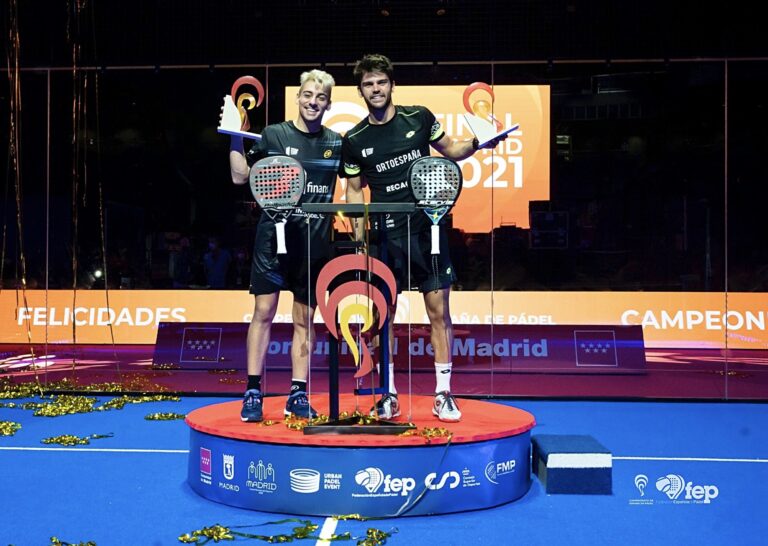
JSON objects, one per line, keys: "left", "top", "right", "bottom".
{"left": 614, "top": 456, "right": 768, "bottom": 463}
{"left": 0, "top": 447, "right": 188, "bottom": 453}
{"left": 0, "top": 448, "right": 766, "bottom": 463}
{"left": 315, "top": 517, "right": 339, "bottom": 546}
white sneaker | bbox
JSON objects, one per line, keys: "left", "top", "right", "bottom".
{"left": 433, "top": 391, "right": 462, "bottom": 422}
{"left": 371, "top": 393, "right": 401, "bottom": 419}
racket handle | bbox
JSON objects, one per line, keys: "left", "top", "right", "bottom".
{"left": 276, "top": 220, "right": 287, "bottom": 254}
{"left": 431, "top": 224, "right": 440, "bottom": 254}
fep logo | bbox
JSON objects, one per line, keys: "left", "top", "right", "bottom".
{"left": 355, "top": 467, "right": 384, "bottom": 493}
{"left": 354, "top": 467, "right": 416, "bottom": 497}
{"left": 631, "top": 473, "right": 721, "bottom": 505}
{"left": 656, "top": 474, "right": 686, "bottom": 500}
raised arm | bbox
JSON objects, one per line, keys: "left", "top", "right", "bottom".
{"left": 430, "top": 133, "right": 507, "bottom": 162}
{"left": 229, "top": 136, "right": 249, "bottom": 185}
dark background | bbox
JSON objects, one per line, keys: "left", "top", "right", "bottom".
{"left": 2, "top": 1, "right": 766, "bottom": 291}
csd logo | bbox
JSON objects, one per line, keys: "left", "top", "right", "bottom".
{"left": 425, "top": 471, "right": 460, "bottom": 490}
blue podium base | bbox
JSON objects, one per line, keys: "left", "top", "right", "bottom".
{"left": 187, "top": 394, "right": 535, "bottom": 517}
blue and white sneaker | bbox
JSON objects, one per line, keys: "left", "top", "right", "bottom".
{"left": 284, "top": 391, "right": 318, "bottom": 419}
{"left": 240, "top": 389, "right": 263, "bottom": 422}
{"left": 370, "top": 393, "right": 401, "bottom": 419}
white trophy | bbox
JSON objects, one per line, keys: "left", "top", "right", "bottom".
{"left": 218, "top": 75, "right": 264, "bottom": 140}
{"left": 462, "top": 82, "right": 519, "bottom": 148}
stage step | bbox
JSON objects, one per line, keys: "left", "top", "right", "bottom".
{"left": 531, "top": 434, "right": 612, "bottom": 495}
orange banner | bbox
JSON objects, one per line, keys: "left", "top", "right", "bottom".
{"left": 1, "top": 290, "right": 766, "bottom": 349}
{"left": 286, "top": 84, "right": 550, "bottom": 232}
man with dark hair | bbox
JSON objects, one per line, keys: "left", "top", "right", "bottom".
{"left": 343, "top": 54, "right": 505, "bottom": 422}
{"left": 229, "top": 69, "right": 342, "bottom": 422}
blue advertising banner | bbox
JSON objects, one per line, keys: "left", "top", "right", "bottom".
{"left": 188, "top": 428, "right": 532, "bottom": 517}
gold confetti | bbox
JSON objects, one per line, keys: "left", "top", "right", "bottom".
{"left": 178, "top": 524, "right": 234, "bottom": 543}
{"left": 151, "top": 363, "right": 180, "bottom": 370}
{"left": 334, "top": 513, "right": 367, "bottom": 521}
{"left": 179, "top": 518, "right": 393, "bottom": 544}
{"left": 208, "top": 369, "right": 237, "bottom": 375}
{"left": 50, "top": 537, "right": 96, "bottom": 546}
{"left": 145, "top": 412, "right": 186, "bottom": 421}
{"left": 400, "top": 426, "right": 452, "bottom": 443}
{"left": 41, "top": 433, "right": 113, "bottom": 446}
{"left": 0, "top": 393, "right": 182, "bottom": 418}
{"left": 0, "top": 421, "right": 22, "bottom": 436}
{"left": 358, "top": 527, "right": 395, "bottom": 545}
{"left": 218, "top": 377, "right": 246, "bottom": 385}
{"left": 0, "top": 378, "right": 43, "bottom": 399}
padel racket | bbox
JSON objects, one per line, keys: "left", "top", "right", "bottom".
{"left": 249, "top": 155, "right": 306, "bottom": 254}
{"left": 408, "top": 156, "right": 463, "bottom": 254}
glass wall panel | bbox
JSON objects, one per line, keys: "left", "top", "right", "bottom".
{"left": 8, "top": 60, "right": 764, "bottom": 400}
{"left": 725, "top": 60, "right": 768, "bottom": 400}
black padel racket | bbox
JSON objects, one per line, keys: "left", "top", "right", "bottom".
{"left": 249, "top": 155, "right": 306, "bottom": 254}
{"left": 408, "top": 156, "right": 463, "bottom": 254}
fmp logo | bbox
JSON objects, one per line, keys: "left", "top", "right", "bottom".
{"left": 485, "top": 459, "right": 517, "bottom": 484}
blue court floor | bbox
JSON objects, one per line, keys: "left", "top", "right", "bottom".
{"left": 1, "top": 396, "right": 767, "bottom": 545}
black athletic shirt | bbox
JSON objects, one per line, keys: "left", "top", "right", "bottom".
{"left": 342, "top": 105, "right": 444, "bottom": 237}
{"left": 247, "top": 121, "right": 342, "bottom": 242}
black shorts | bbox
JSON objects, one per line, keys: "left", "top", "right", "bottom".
{"left": 249, "top": 221, "right": 329, "bottom": 306}
{"left": 373, "top": 225, "right": 456, "bottom": 294}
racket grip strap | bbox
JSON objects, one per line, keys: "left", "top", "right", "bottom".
{"left": 276, "top": 220, "right": 288, "bottom": 254}
{"left": 431, "top": 224, "right": 440, "bottom": 254}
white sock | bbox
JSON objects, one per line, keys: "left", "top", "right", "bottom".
{"left": 435, "top": 362, "right": 452, "bottom": 393}
{"left": 388, "top": 363, "right": 397, "bottom": 394}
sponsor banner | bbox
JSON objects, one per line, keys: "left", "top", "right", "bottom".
{"left": 154, "top": 322, "right": 645, "bottom": 373}
{"left": 287, "top": 84, "right": 551, "bottom": 232}
{"left": 187, "top": 429, "right": 531, "bottom": 517}
{"left": 2, "top": 290, "right": 766, "bottom": 349}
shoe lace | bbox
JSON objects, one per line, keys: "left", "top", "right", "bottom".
{"left": 441, "top": 393, "right": 456, "bottom": 412}
{"left": 245, "top": 392, "right": 260, "bottom": 409}
{"left": 291, "top": 393, "right": 309, "bottom": 407}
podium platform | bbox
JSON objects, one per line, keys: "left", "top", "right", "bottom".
{"left": 186, "top": 394, "right": 535, "bottom": 517}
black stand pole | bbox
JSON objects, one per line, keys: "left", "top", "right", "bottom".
{"left": 301, "top": 203, "right": 416, "bottom": 435}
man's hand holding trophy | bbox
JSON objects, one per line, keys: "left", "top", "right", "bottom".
{"left": 217, "top": 75, "right": 265, "bottom": 140}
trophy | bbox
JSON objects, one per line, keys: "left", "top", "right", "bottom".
{"left": 217, "top": 76, "right": 265, "bottom": 140}
{"left": 462, "top": 82, "right": 519, "bottom": 148}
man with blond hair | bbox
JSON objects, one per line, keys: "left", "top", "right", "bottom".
{"left": 229, "top": 69, "right": 342, "bottom": 421}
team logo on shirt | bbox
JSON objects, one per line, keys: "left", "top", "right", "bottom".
{"left": 323, "top": 149, "right": 332, "bottom": 158}
{"left": 361, "top": 147, "right": 374, "bottom": 157}
{"left": 405, "top": 130, "right": 415, "bottom": 138}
